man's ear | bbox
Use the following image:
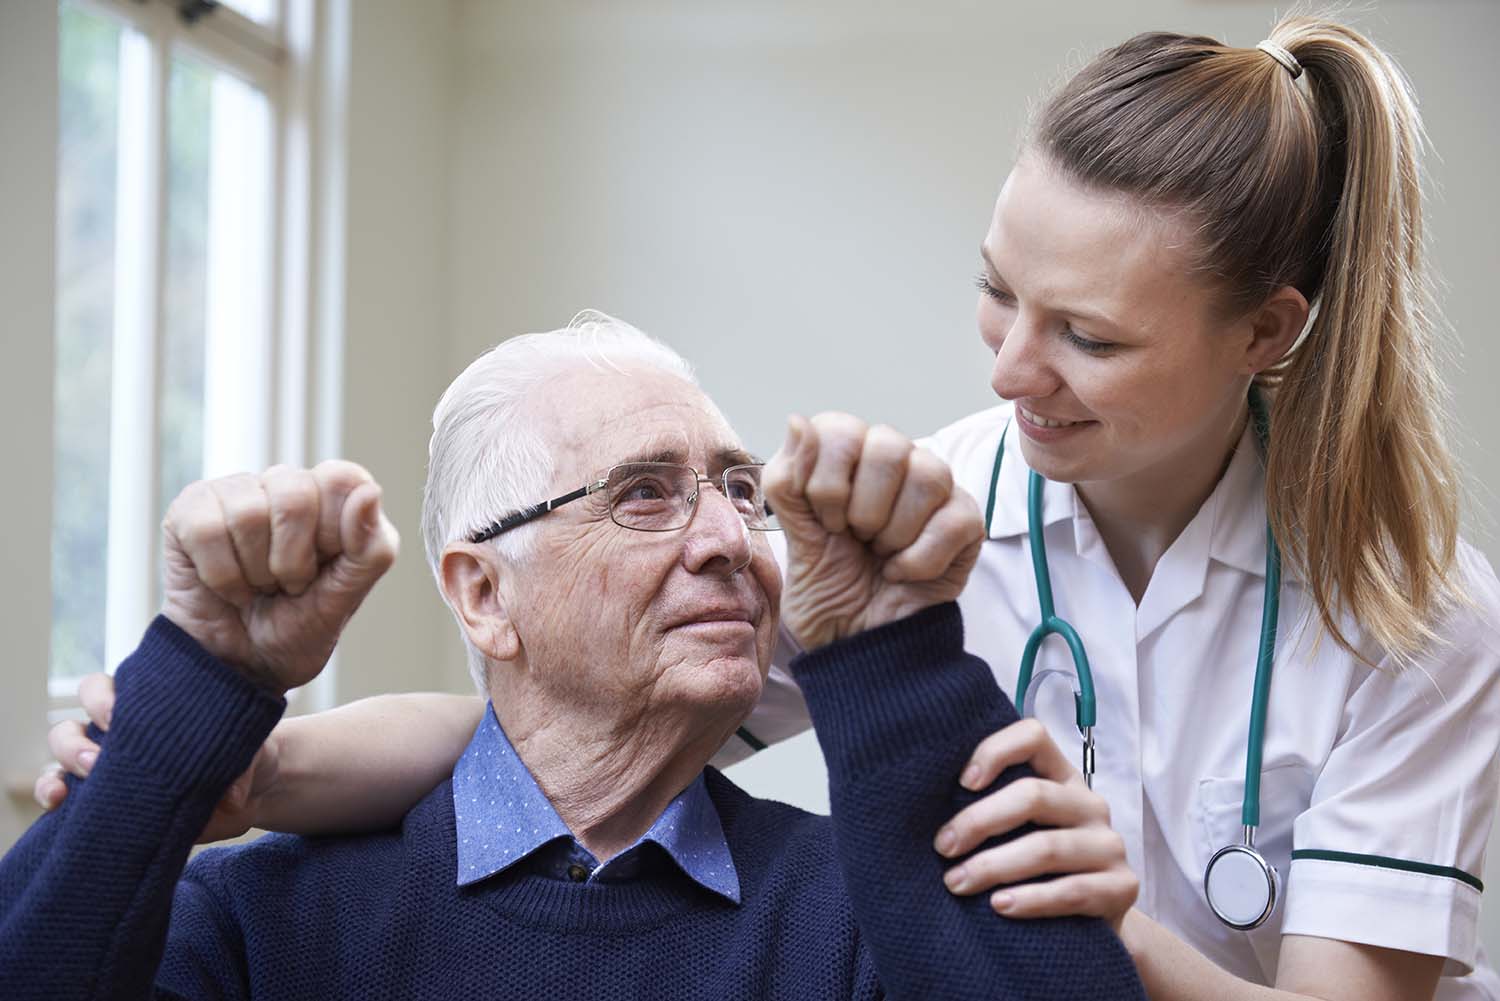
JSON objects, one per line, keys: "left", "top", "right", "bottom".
{"left": 440, "top": 544, "right": 522, "bottom": 663}
{"left": 1240, "top": 284, "right": 1311, "bottom": 375}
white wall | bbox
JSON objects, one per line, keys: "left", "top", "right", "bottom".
{"left": 0, "top": 1, "right": 57, "bottom": 847}
{"left": 441, "top": 0, "right": 1498, "bottom": 545}
{"left": 332, "top": 0, "right": 470, "bottom": 700}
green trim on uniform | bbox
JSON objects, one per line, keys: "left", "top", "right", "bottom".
{"left": 736, "top": 726, "right": 768, "bottom": 753}
{"left": 1290, "top": 849, "right": 1483, "bottom": 892}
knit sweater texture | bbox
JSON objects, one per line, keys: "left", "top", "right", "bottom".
{"left": 0, "top": 603, "right": 1145, "bottom": 999}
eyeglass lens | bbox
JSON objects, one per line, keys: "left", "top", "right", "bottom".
{"left": 605, "top": 463, "right": 778, "bottom": 532}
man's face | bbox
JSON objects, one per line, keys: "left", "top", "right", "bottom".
{"left": 502, "top": 365, "right": 782, "bottom": 730}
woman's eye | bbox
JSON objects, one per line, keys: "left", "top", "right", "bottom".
{"left": 1062, "top": 328, "right": 1113, "bottom": 355}
{"left": 974, "top": 273, "right": 1014, "bottom": 304}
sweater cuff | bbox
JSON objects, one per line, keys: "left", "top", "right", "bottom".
{"left": 106, "top": 615, "right": 286, "bottom": 795}
{"left": 792, "top": 602, "right": 1013, "bottom": 775}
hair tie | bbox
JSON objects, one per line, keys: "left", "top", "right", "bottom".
{"left": 1256, "top": 40, "right": 1303, "bottom": 79}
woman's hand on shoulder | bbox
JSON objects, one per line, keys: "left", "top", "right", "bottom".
{"left": 36, "top": 671, "right": 277, "bottom": 843}
{"left": 935, "top": 717, "right": 1138, "bottom": 934}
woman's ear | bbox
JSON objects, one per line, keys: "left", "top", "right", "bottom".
{"left": 440, "top": 544, "right": 521, "bottom": 663}
{"left": 1242, "top": 285, "right": 1311, "bottom": 375}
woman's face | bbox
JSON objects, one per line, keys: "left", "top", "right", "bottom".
{"left": 977, "top": 155, "right": 1254, "bottom": 489}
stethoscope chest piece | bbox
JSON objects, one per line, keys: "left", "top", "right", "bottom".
{"left": 1204, "top": 835, "right": 1280, "bottom": 930}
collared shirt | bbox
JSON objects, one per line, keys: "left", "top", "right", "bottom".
{"left": 739, "top": 401, "right": 1500, "bottom": 1000}
{"left": 453, "top": 703, "right": 740, "bottom": 904}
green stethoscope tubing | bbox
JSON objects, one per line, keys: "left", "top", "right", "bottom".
{"left": 985, "top": 392, "right": 1284, "bottom": 926}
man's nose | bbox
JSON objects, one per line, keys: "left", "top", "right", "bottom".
{"left": 681, "top": 481, "right": 752, "bottom": 576}
{"left": 989, "top": 310, "right": 1061, "bottom": 402}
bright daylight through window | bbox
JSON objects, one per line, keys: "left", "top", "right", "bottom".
{"left": 50, "top": 0, "right": 286, "bottom": 697}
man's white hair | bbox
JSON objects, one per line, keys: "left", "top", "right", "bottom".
{"left": 421, "top": 310, "right": 697, "bottom": 694}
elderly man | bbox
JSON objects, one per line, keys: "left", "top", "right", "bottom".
{"left": 0, "top": 315, "right": 1144, "bottom": 999}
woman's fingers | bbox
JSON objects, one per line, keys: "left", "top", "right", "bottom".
{"left": 988, "top": 869, "right": 1140, "bottom": 923}
{"left": 36, "top": 672, "right": 118, "bottom": 810}
{"left": 47, "top": 719, "right": 99, "bottom": 779}
{"left": 962, "top": 717, "right": 1080, "bottom": 791}
{"left": 77, "top": 671, "right": 114, "bottom": 732}
{"left": 936, "top": 775, "right": 1109, "bottom": 858}
{"left": 33, "top": 765, "right": 67, "bottom": 811}
{"left": 942, "top": 826, "right": 1128, "bottom": 894}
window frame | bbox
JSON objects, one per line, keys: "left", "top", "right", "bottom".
{"left": 47, "top": 0, "right": 345, "bottom": 721}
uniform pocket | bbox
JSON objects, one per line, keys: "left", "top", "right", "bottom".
{"left": 1193, "top": 764, "right": 1315, "bottom": 979}
{"left": 1194, "top": 764, "right": 1314, "bottom": 880}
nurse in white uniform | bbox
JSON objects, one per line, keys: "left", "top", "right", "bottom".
{"left": 39, "top": 11, "right": 1500, "bottom": 1001}
{"left": 723, "top": 14, "right": 1500, "bottom": 999}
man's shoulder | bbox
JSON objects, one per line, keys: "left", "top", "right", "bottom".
{"left": 183, "top": 780, "right": 456, "bottom": 898}
{"left": 703, "top": 768, "right": 834, "bottom": 864}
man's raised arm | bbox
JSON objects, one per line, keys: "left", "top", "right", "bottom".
{"left": 0, "top": 462, "right": 397, "bottom": 1000}
{"left": 765, "top": 413, "right": 1145, "bottom": 1000}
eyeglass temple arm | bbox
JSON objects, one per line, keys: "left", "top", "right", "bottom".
{"left": 468, "top": 482, "right": 603, "bottom": 544}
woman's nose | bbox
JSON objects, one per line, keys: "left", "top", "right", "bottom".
{"left": 989, "top": 314, "right": 1059, "bottom": 402}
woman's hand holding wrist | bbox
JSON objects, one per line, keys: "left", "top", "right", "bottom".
{"left": 934, "top": 717, "right": 1138, "bottom": 934}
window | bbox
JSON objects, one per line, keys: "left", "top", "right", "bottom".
{"left": 50, "top": 0, "right": 332, "bottom": 709}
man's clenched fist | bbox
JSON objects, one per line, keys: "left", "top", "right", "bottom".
{"left": 764, "top": 413, "right": 983, "bottom": 650}
{"left": 160, "top": 460, "right": 399, "bottom": 694}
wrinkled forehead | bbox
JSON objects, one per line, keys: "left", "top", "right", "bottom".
{"left": 533, "top": 365, "right": 753, "bottom": 485}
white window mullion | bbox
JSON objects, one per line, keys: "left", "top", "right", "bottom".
{"left": 276, "top": 0, "right": 315, "bottom": 471}
{"left": 201, "top": 71, "right": 274, "bottom": 479}
{"left": 103, "top": 25, "right": 168, "bottom": 671}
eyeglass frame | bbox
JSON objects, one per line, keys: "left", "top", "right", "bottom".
{"left": 466, "top": 461, "right": 779, "bottom": 544}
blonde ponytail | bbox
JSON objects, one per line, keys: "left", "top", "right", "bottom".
{"left": 1262, "top": 17, "right": 1459, "bottom": 662}
{"left": 1032, "top": 13, "right": 1460, "bottom": 665}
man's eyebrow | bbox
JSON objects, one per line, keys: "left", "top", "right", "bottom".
{"left": 611, "top": 445, "right": 759, "bottom": 470}
{"left": 713, "top": 446, "right": 759, "bottom": 470}
{"left": 617, "top": 445, "right": 688, "bottom": 466}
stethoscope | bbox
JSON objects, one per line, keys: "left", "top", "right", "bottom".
{"left": 983, "top": 393, "right": 1284, "bottom": 931}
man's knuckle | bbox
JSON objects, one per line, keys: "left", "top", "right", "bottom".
{"left": 909, "top": 448, "right": 953, "bottom": 488}
{"left": 177, "top": 512, "right": 222, "bottom": 552}
{"left": 867, "top": 424, "right": 911, "bottom": 457}
{"left": 272, "top": 481, "right": 319, "bottom": 527}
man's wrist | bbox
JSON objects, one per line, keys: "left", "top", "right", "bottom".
{"left": 107, "top": 617, "right": 287, "bottom": 796}
{"left": 158, "top": 606, "right": 289, "bottom": 697}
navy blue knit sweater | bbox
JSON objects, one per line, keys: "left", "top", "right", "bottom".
{"left": 0, "top": 603, "right": 1145, "bottom": 999}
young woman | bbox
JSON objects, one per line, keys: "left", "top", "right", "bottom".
{"left": 42, "top": 13, "right": 1500, "bottom": 1000}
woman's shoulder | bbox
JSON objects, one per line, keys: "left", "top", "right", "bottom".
{"left": 1330, "top": 537, "right": 1500, "bottom": 693}
{"left": 1442, "top": 539, "right": 1500, "bottom": 659}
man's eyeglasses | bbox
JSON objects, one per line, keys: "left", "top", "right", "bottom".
{"left": 467, "top": 462, "right": 780, "bottom": 544}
